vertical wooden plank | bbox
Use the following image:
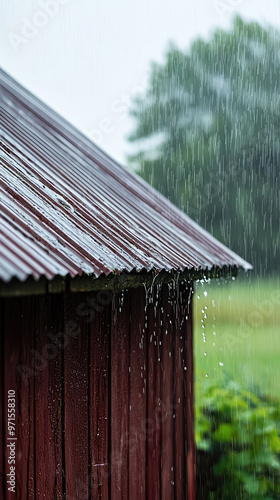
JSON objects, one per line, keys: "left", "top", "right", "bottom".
{"left": 174, "top": 284, "right": 187, "bottom": 500}
{"left": 186, "top": 292, "right": 195, "bottom": 500}
{"left": 64, "top": 293, "right": 89, "bottom": 500}
{"left": 34, "top": 295, "right": 63, "bottom": 499}
{"left": 147, "top": 286, "right": 161, "bottom": 500}
{"left": 3, "top": 297, "right": 35, "bottom": 500}
{"left": 129, "top": 287, "right": 147, "bottom": 499}
{"left": 110, "top": 290, "right": 130, "bottom": 500}
{"left": 89, "top": 291, "right": 110, "bottom": 499}
{"left": 161, "top": 284, "right": 175, "bottom": 500}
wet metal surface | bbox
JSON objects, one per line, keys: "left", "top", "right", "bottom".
{"left": 0, "top": 70, "right": 252, "bottom": 283}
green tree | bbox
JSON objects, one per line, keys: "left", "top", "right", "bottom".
{"left": 128, "top": 16, "right": 280, "bottom": 276}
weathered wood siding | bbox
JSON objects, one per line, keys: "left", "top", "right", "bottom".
{"left": 1, "top": 284, "right": 194, "bottom": 499}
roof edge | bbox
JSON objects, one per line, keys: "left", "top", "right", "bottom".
{"left": 0, "top": 266, "right": 240, "bottom": 298}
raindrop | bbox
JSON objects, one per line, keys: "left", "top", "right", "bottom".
{"left": 219, "top": 362, "right": 224, "bottom": 367}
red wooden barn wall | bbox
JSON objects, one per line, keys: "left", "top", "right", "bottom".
{"left": 1, "top": 283, "right": 194, "bottom": 499}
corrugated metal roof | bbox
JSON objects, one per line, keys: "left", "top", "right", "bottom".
{"left": 0, "top": 69, "right": 252, "bottom": 284}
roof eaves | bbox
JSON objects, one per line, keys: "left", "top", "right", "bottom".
{"left": 0, "top": 265, "right": 241, "bottom": 298}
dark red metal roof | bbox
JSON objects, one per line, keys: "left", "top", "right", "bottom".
{"left": 0, "top": 69, "right": 252, "bottom": 283}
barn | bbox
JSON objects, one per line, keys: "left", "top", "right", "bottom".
{"left": 0, "top": 69, "right": 251, "bottom": 500}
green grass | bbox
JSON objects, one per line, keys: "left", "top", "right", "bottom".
{"left": 194, "top": 277, "right": 280, "bottom": 398}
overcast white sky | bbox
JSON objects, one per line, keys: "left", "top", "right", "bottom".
{"left": 1, "top": 0, "right": 280, "bottom": 164}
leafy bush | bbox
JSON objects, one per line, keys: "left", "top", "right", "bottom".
{"left": 196, "top": 376, "right": 280, "bottom": 499}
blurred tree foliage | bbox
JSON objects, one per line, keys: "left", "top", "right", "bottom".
{"left": 196, "top": 377, "right": 280, "bottom": 499}
{"left": 128, "top": 16, "right": 280, "bottom": 275}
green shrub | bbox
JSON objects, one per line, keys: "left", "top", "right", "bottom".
{"left": 196, "top": 376, "right": 280, "bottom": 499}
